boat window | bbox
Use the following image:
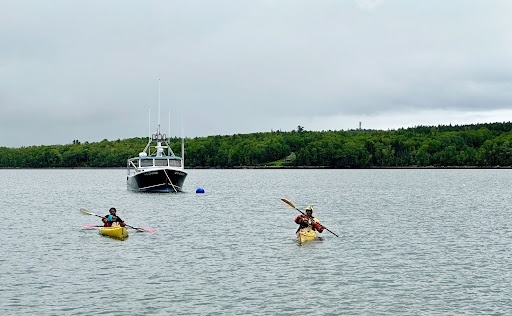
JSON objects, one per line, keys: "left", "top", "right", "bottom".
{"left": 155, "top": 159, "right": 168, "bottom": 167}
{"left": 169, "top": 160, "right": 181, "bottom": 167}
{"left": 140, "top": 159, "right": 154, "bottom": 167}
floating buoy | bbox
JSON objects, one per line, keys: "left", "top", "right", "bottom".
{"left": 196, "top": 187, "right": 205, "bottom": 194}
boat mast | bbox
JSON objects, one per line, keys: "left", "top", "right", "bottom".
{"left": 142, "top": 108, "right": 152, "bottom": 155}
{"left": 158, "top": 78, "right": 161, "bottom": 135}
{"left": 165, "top": 96, "right": 176, "bottom": 157}
{"left": 154, "top": 78, "right": 164, "bottom": 157}
{"left": 181, "top": 115, "right": 185, "bottom": 168}
{"left": 168, "top": 103, "right": 172, "bottom": 156}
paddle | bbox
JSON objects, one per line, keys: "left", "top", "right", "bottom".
{"left": 79, "top": 208, "right": 155, "bottom": 233}
{"left": 80, "top": 224, "right": 102, "bottom": 229}
{"left": 281, "top": 198, "right": 339, "bottom": 237}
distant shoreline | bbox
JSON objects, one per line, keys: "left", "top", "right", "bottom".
{"left": 2, "top": 166, "right": 511, "bottom": 170}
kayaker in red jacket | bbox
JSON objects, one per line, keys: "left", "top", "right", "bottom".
{"left": 102, "top": 207, "right": 126, "bottom": 227}
{"left": 294, "top": 206, "right": 324, "bottom": 232}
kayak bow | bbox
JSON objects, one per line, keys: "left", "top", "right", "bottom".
{"left": 297, "top": 227, "right": 317, "bottom": 244}
{"left": 98, "top": 226, "right": 129, "bottom": 240}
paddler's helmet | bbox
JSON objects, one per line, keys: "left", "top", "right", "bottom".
{"left": 305, "top": 206, "right": 314, "bottom": 212}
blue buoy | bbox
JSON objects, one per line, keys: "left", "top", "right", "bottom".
{"left": 196, "top": 187, "right": 205, "bottom": 194}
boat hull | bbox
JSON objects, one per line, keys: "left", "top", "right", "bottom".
{"left": 98, "top": 226, "right": 129, "bottom": 240}
{"left": 127, "top": 168, "right": 187, "bottom": 193}
{"left": 297, "top": 227, "right": 317, "bottom": 243}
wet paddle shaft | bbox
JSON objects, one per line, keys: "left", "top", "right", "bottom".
{"left": 281, "top": 198, "right": 339, "bottom": 237}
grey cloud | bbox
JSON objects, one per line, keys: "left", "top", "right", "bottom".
{"left": 1, "top": 0, "right": 512, "bottom": 147}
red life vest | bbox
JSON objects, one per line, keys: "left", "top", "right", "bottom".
{"left": 313, "top": 221, "right": 324, "bottom": 233}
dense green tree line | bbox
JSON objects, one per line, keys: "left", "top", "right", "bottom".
{"left": 2, "top": 122, "right": 512, "bottom": 168}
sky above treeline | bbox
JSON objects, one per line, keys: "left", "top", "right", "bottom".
{"left": 2, "top": 0, "right": 512, "bottom": 148}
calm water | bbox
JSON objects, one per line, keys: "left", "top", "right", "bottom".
{"left": 1, "top": 169, "right": 512, "bottom": 315}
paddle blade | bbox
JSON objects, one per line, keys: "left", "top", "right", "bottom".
{"left": 126, "top": 225, "right": 156, "bottom": 233}
{"left": 135, "top": 227, "right": 156, "bottom": 233}
{"left": 80, "top": 208, "right": 94, "bottom": 215}
{"left": 281, "top": 198, "right": 296, "bottom": 209}
{"left": 80, "top": 208, "right": 102, "bottom": 218}
{"left": 80, "top": 224, "right": 101, "bottom": 229}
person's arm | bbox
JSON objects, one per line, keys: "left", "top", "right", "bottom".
{"left": 312, "top": 219, "right": 324, "bottom": 233}
{"left": 117, "top": 216, "right": 126, "bottom": 226}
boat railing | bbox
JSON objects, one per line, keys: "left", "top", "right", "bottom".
{"left": 127, "top": 157, "right": 184, "bottom": 176}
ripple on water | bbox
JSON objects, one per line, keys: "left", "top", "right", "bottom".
{"left": 1, "top": 169, "right": 512, "bottom": 314}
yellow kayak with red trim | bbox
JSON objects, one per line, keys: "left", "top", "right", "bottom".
{"left": 98, "top": 226, "right": 129, "bottom": 240}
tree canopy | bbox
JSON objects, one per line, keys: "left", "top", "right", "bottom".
{"left": 2, "top": 122, "right": 512, "bottom": 168}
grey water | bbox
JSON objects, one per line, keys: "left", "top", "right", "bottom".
{"left": 1, "top": 169, "right": 512, "bottom": 315}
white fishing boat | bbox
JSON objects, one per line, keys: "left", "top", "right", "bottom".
{"left": 126, "top": 81, "right": 187, "bottom": 193}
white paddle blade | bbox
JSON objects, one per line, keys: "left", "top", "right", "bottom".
{"left": 80, "top": 208, "right": 93, "bottom": 215}
{"left": 80, "top": 208, "right": 101, "bottom": 218}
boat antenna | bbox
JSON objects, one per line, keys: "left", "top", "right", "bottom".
{"left": 157, "top": 78, "right": 161, "bottom": 134}
{"left": 148, "top": 108, "right": 151, "bottom": 142}
{"left": 168, "top": 97, "right": 171, "bottom": 143}
{"left": 181, "top": 114, "right": 185, "bottom": 168}
{"left": 168, "top": 102, "right": 171, "bottom": 156}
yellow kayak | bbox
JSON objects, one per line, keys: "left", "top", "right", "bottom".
{"left": 297, "top": 227, "right": 317, "bottom": 243}
{"left": 98, "top": 226, "right": 129, "bottom": 240}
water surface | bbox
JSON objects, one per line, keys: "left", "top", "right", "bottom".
{"left": 1, "top": 169, "right": 511, "bottom": 315}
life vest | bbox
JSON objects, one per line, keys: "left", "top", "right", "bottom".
{"left": 103, "top": 214, "right": 115, "bottom": 227}
{"left": 312, "top": 220, "right": 324, "bottom": 233}
{"left": 295, "top": 215, "right": 313, "bottom": 229}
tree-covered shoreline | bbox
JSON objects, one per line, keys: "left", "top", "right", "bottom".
{"left": 2, "top": 122, "right": 512, "bottom": 168}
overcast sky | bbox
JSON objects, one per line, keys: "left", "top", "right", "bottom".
{"left": 2, "top": 0, "right": 512, "bottom": 148}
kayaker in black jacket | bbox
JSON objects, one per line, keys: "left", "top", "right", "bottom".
{"left": 102, "top": 207, "right": 126, "bottom": 227}
{"left": 294, "top": 206, "right": 324, "bottom": 232}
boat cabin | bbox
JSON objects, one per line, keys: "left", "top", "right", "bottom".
{"left": 128, "top": 156, "right": 182, "bottom": 169}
